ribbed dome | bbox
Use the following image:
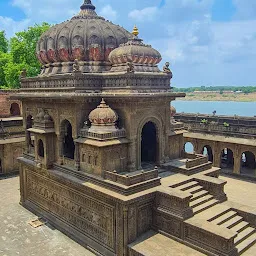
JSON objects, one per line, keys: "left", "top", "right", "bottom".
{"left": 36, "top": 0, "right": 131, "bottom": 74}
{"left": 89, "top": 99, "right": 118, "bottom": 126}
{"left": 108, "top": 27, "right": 162, "bottom": 73}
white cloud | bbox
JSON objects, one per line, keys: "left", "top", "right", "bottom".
{"left": 128, "top": 7, "right": 158, "bottom": 22}
{"left": 0, "top": 16, "right": 31, "bottom": 38}
{"left": 99, "top": 5, "right": 117, "bottom": 21}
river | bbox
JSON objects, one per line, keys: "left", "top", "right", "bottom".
{"left": 172, "top": 100, "right": 256, "bottom": 117}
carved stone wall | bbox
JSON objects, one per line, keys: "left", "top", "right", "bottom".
{"left": 0, "top": 141, "right": 24, "bottom": 174}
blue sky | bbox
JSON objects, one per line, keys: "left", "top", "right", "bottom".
{"left": 0, "top": 0, "right": 256, "bottom": 87}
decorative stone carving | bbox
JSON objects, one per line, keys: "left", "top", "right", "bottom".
{"left": 72, "top": 59, "right": 80, "bottom": 73}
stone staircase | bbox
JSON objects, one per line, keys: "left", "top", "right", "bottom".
{"left": 171, "top": 180, "right": 221, "bottom": 214}
{"left": 208, "top": 209, "right": 256, "bottom": 255}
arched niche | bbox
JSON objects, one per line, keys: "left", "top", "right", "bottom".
{"left": 61, "top": 119, "right": 75, "bottom": 160}
{"left": 38, "top": 139, "right": 45, "bottom": 158}
{"left": 10, "top": 103, "right": 20, "bottom": 116}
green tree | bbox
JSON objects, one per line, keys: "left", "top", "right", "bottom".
{"left": 4, "top": 22, "right": 50, "bottom": 88}
{"left": 0, "top": 31, "right": 8, "bottom": 53}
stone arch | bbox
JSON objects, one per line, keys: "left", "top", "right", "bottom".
{"left": 60, "top": 119, "right": 75, "bottom": 160}
{"left": 220, "top": 148, "right": 234, "bottom": 172}
{"left": 241, "top": 151, "right": 256, "bottom": 177}
{"left": 137, "top": 116, "right": 163, "bottom": 169}
{"left": 38, "top": 139, "right": 45, "bottom": 158}
{"left": 201, "top": 145, "right": 213, "bottom": 162}
{"left": 10, "top": 102, "right": 20, "bottom": 116}
{"left": 184, "top": 142, "right": 194, "bottom": 154}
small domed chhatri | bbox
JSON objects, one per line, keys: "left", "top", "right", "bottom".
{"left": 36, "top": 0, "right": 131, "bottom": 75}
{"left": 108, "top": 25, "right": 162, "bottom": 72}
{"left": 89, "top": 99, "right": 118, "bottom": 126}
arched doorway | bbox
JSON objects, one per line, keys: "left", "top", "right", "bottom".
{"left": 221, "top": 148, "right": 234, "bottom": 172}
{"left": 184, "top": 142, "right": 194, "bottom": 154}
{"left": 62, "top": 120, "right": 75, "bottom": 160}
{"left": 202, "top": 145, "right": 213, "bottom": 162}
{"left": 141, "top": 121, "right": 157, "bottom": 167}
{"left": 241, "top": 151, "right": 256, "bottom": 177}
{"left": 10, "top": 103, "right": 20, "bottom": 116}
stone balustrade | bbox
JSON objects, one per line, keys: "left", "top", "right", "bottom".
{"left": 104, "top": 169, "right": 159, "bottom": 186}
{"left": 155, "top": 187, "right": 193, "bottom": 220}
{"left": 175, "top": 113, "right": 256, "bottom": 138}
{"left": 194, "top": 174, "right": 227, "bottom": 202}
{"left": 184, "top": 219, "right": 238, "bottom": 256}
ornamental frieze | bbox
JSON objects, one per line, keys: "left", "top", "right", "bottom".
{"left": 26, "top": 171, "right": 115, "bottom": 249}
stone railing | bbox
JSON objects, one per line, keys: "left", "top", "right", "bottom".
{"left": 194, "top": 174, "right": 227, "bottom": 202}
{"left": 81, "top": 129, "right": 126, "bottom": 141}
{"left": 182, "top": 153, "right": 208, "bottom": 169}
{"left": 155, "top": 187, "right": 193, "bottom": 220}
{"left": 184, "top": 219, "right": 238, "bottom": 256}
{"left": 185, "top": 122, "right": 256, "bottom": 137}
{"left": 104, "top": 168, "right": 159, "bottom": 186}
{"left": 175, "top": 113, "right": 256, "bottom": 138}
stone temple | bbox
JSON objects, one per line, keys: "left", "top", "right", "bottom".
{"left": 12, "top": 1, "right": 256, "bottom": 255}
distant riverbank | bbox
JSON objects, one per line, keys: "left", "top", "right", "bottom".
{"left": 177, "top": 92, "right": 256, "bottom": 102}
{"left": 172, "top": 101, "right": 256, "bottom": 117}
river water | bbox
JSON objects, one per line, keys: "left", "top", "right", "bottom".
{"left": 172, "top": 100, "right": 256, "bottom": 117}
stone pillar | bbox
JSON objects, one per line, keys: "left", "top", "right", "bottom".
{"left": 75, "top": 142, "right": 80, "bottom": 171}
{"left": 233, "top": 145, "right": 241, "bottom": 174}
{"left": 128, "top": 137, "right": 137, "bottom": 171}
{"left": 25, "top": 130, "right": 30, "bottom": 153}
{"left": 213, "top": 151, "right": 221, "bottom": 167}
{"left": 123, "top": 206, "right": 128, "bottom": 256}
{"left": 57, "top": 134, "right": 63, "bottom": 165}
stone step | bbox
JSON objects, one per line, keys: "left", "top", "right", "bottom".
{"left": 193, "top": 199, "right": 219, "bottom": 214}
{"left": 235, "top": 227, "right": 255, "bottom": 245}
{"left": 184, "top": 185, "right": 204, "bottom": 194}
{"left": 190, "top": 194, "right": 214, "bottom": 208}
{"left": 191, "top": 190, "right": 209, "bottom": 202}
{"left": 175, "top": 181, "right": 199, "bottom": 191}
{"left": 236, "top": 232, "right": 256, "bottom": 255}
{"left": 231, "top": 221, "right": 250, "bottom": 233}
{"left": 220, "top": 216, "right": 244, "bottom": 229}
{"left": 211, "top": 210, "right": 238, "bottom": 225}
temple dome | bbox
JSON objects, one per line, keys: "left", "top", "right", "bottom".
{"left": 89, "top": 99, "right": 118, "bottom": 126}
{"left": 36, "top": 0, "right": 131, "bottom": 74}
{"left": 108, "top": 26, "right": 162, "bottom": 73}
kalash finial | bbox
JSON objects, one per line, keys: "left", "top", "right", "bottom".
{"left": 80, "top": 0, "right": 96, "bottom": 10}
{"left": 132, "top": 25, "right": 139, "bottom": 37}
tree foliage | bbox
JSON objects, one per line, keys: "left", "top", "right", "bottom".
{"left": 173, "top": 86, "right": 256, "bottom": 94}
{"left": 0, "top": 22, "right": 50, "bottom": 88}
{"left": 0, "top": 31, "right": 8, "bottom": 53}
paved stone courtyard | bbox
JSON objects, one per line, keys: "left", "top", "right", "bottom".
{"left": 0, "top": 175, "right": 95, "bottom": 256}
{"left": 0, "top": 174, "right": 255, "bottom": 256}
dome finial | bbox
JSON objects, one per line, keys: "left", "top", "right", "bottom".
{"left": 80, "top": 0, "right": 96, "bottom": 11}
{"left": 132, "top": 25, "right": 139, "bottom": 37}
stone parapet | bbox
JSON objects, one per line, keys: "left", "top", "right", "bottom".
{"left": 184, "top": 219, "right": 238, "bottom": 256}
{"left": 155, "top": 187, "right": 193, "bottom": 220}
{"left": 194, "top": 174, "right": 227, "bottom": 202}
{"left": 104, "top": 169, "right": 159, "bottom": 187}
